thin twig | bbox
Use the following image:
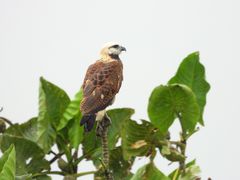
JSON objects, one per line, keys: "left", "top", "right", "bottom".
{"left": 0, "top": 117, "right": 13, "bottom": 126}
{"left": 50, "top": 150, "right": 57, "bottom": 156}
{"left": 0, "top": 108, "right": 13, "bottom": 126}
{"left": 49, "top": 152, "right": 64, "bottom": 164}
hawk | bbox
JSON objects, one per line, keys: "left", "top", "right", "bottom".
{"left": 80, "top": 42, "right": 126, "bottom": 132}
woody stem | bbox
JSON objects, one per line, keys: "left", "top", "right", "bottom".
{"left": 101, "top": 125, "right": 109, "bottom": 168}
{"left": 177, "top": 113, "right": 187, "bottom": 175}
{"left": 97, "top": 114, "right": 113, "bottom": 180}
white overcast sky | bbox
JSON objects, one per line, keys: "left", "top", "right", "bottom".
{"left": 0, "top": 0, "right": 240, "bottom": 179}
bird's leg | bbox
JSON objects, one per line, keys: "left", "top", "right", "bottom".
{"left": 96, "top": 110, "right": 105, "bottom": 137}
{"left": 96, "top": 110, "right": 113, "bottom": 180}
{"left": 96, "top": 110, "right": 111, "bottom": 137}
{"left": 96, "top": 110, "right": 106, "bottom": 122}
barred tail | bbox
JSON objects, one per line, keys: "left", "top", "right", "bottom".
{"left": 80, "top": 114, "right": 96, "bottom": 132}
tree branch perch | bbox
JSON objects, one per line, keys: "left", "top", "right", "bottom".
{"left": 96, "top": 114, "right": 113, "bottom": 180}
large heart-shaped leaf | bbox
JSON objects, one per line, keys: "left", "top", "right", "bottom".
{"left": 121, "top": 119, "right": 165, "bottom": 160}
{"left": 148, "top": 84, "right": 200, "bottom": 134}
{"left": 37, "top": 77, "right": 70, "bottom": 153}
{"left": 168, "top": 52, "right": 210, "bottom": 125}
{"left": 131, "top": 162, "right": 170, "bottom": 180}
{"left": 0, "top": 144, "right": 16, "bottom": 180}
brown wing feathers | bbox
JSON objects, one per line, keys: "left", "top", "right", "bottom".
{"left": 80, "top": 61, "right": 123, "bottom": 115}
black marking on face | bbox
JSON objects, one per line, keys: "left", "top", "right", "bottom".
{"left": 110, "top": 45, "right": 120, "bottom": 49}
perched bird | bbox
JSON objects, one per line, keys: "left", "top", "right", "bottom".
{"left": 80, "top": 42, "right": 126, "bottom": 132}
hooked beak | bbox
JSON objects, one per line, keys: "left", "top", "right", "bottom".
{"left": 120, "top": 46, "right": 126, "bottom": 52}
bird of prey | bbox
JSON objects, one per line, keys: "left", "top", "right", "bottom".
{"left": 80, "top": 42, "right": 126, "bottom": 132}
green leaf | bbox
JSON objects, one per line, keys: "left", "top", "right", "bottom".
{"left": 179, "top": 164, "right": 201, "bottom": 180}
{"left": 3, "top": 119, "right": 50, "bottom": 176}
{"left": 15, "top": 173, "right": 51, "bottom": 180}
{"left": 109, "top": 147, "right": 134, "bottom": 180}
{"left": 35, "top": 175, "right": 52, "bottom": 180}
{"left": 0, "top": 144, "right": 16, "bottom": 180}
{"left": 37, "top": 77, "right": 70, "bottom": 153}
{"left": 81, "top": 123, "right": 101, "bottom": 161}
{"left": 168, "top": 160, "right": 201, "bottom": 180}
{"left": 95, "top": 147, "right": 134, "bottom": 180}
{"left": 160, "top": 146, "right": 185, "bottom": 162}
{"left": 161, "top": 146, "right": 171, "bottom": 155}
{"left": 168, "top": 52, "right": 210, "bottom": 125}
{"left": 5, "top": 118, "right": 38, "bottom": 142}
{"left": 68, "top": 113, "right": 84, "bottom": 149}
{"left": 121, "top": 119, "right": 165, "bottom": 160}
{"left": 26, "top": 156, "right": 50, "bottom": 174}
{"left": 107, "top": 108, "right": 135, "bottom": 149}
{"left": 82, "top": 108, "right": 135, "bottom": 162}
{"left": 148, "top": 84, "right": 200, "bottom": 134}
{"left": 57, "top": 89, "right": 83, "bottom": 130}
{"left": 0, "top": 134, "right": 49, "bottom": 176}
{"left": 168, "top": 159, "right": 196, "bottom": 179}
{"left": 15, "top": 174, "right": 32, "bottom": 180}
{"left": 131, "top": 162, "right": 170, "bottom": 180}
{"left": 57, "top": 158, "right": 71, "bottom": 173}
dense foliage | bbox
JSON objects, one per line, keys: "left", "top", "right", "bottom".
{"left": 0, "top": 52, "right": 210, "bottom": 180}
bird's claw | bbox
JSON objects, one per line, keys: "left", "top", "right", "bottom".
{"left": 96, "top": 114, "right": 111, "bottom": 137}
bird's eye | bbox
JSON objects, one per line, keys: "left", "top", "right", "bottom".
{"left": 111, "top": 45, "right": 119, "bottom": 48}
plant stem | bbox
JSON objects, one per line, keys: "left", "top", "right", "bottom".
{"left": 170, "top": 141, "right": 186, "bottom": 149}
{"left": 96, "top": 114, "right": 113, "bottom": 180}
{"left": 179, "top": 137, "right": 186, "bottom": 174}
{"left": 73, "top": 147, "right": 79, "bottom": 173}
{"left": 158, "top": 140, "right": 185, "bottom": 149}
{"left": 73, "top": 148, "right": 96, "bottom": 166}
{"left": 73, "top": 171, "right": 97, "bottom": 178}
{"left": 101, "top": 124, "right": 109, "bottom": 168}
{"left": 31, "top": 171, "right": 66, "bottom": 177}
{"left": 177, "top": 113, "right": 187, "bottom": 175}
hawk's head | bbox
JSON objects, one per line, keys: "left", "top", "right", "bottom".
{"left": 100, "top": 42, "right": 126, "bottom": 60}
